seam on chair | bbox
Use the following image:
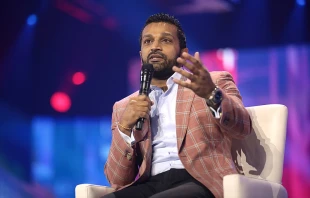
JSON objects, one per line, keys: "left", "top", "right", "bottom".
{"left": 87, "top": 185, "right": 90, "bottom": 198}
{"left": 241, "top": 176, "right": 284, "bottom": 185}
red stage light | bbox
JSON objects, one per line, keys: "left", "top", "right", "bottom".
{"left": 50, "top": 92, "right": 71, "bottom": 113}
{"left": 72, "top": 72, "right": 86, "bottom": 85}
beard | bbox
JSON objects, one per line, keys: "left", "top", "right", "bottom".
{"left": 142, "top": 51, "right": 180, "bottom": 80}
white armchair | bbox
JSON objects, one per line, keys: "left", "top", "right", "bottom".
{"left": 75, "top": 104, "right": 288, "bottom": 198}
{"left": 224, "top": 104, "right": 288, "bottom": 198}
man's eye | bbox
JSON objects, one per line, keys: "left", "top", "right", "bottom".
{"left": 143, "top": 39, "right": 151, "bottom": 44}
{"left": 162, "top": 39, "right": 172, "bottom": 43}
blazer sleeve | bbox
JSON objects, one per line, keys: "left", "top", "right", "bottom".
{"left": 104, "top": 102, "right": 138, "bottom": 190}
{"left": 215, "top": 71, "right": 252, "bottom": 139}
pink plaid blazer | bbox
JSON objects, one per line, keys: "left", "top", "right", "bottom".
{"left": 104, "top": 71, "right": 252, "bottom": 198}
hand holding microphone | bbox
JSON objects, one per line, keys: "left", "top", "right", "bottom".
{"left": 135, "top": 64, "right": 154, "bottom": 130}
{"left": 118, "top": 64, "right": 154, "bottom": 135}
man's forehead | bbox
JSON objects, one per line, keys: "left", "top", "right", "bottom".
{"left": 142, "top": 22, "right": 178, "bottom": 36}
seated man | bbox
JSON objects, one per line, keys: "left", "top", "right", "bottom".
{"left": 103, "top": 13, "right": 252, "bottom": 198}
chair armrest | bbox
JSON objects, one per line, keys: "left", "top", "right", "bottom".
{"left": 223, "top": 174, "right": 288, "bottom": 198}
{"left": 75, "top": 184, "right": 115, "bottom": 198}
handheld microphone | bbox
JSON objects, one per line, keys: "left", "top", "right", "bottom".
{"left": 135, "top": 63, "right": 154, "bottom": 130}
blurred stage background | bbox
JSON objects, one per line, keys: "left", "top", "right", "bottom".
{"left": 0, "top": 0, "right": 309, "bottom": 197}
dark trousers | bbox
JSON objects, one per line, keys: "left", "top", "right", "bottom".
{"left": 102, "top": 169, "right": 215, "bottom": 198}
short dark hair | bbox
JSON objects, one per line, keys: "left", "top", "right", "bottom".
{"left": 139, "top": 13, "right": 187, "bottom": 49}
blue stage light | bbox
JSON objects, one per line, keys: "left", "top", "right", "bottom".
{"left": 296, "top": 0, "right": 305, "bottom": 6}
{"left": 27, "top": 14, "right": 37, "bottom": 25}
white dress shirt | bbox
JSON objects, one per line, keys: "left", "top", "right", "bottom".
{"left": 118, "top": 72, "right": 221, "bottom": 176}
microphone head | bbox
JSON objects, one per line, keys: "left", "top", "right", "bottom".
{"left": 142, "top": 63, "right": 154, "bottom": 71}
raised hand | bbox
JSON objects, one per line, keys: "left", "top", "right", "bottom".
{"left": 172, "top": 52, "right": 216, "bottom": 99}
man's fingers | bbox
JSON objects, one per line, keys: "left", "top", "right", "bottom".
{"left": 129, "top": 99, "right": 137, "bottom": 104}
{"left": 177, "top": 53, "right": 202, "bottom": 75}
{"left": 130, "top": 100, "right": 151, "bottom": 108}
{"left": 194, "top": 52, "right": 200, "bottom": 62}
{"left": 194, "top": 51, "right": 210, "bottom": 73}
{"left": 131, "top": 95, "right": 152, "bottom": 105}
{"left": 173, "top": 78, "right": 193, "bottom": 90}
{"left": 135, "top": 106, "right": 150, "bottom": 113}
{"left": 139, "top": 112, "right": 148, "bottom": 118}
{"left": 177, "top": 57, "right": 200, "bottom": 75}
{"left": 181, "top": 52, "right": 202, "bottom": 67}
{"left": 172, "top": 66, "right": 196, "bottom": 81}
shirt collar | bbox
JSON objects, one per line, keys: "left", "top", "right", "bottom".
{"left": 150, "top": 72, "right": 182, "bottom": 91}
{"left": 167, "top": 72, "right": 182, "bottom": 87}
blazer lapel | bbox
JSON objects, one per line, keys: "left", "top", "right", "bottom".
{"left": 175, "top": 76, "right": 195, "bottom": 152}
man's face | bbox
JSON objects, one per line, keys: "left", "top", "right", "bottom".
{"left": 140, "top": 22, "right": 184, "bottom": 80}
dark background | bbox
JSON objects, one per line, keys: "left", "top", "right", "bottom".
{"left": 1, "top": 0, "right": 309, "bottom": 116}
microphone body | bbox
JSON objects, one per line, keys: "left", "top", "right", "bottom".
{"left": 135, "top": 64, "right": 154, "bottom": 130}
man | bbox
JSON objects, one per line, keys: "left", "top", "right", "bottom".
{"left": 103, "top": 13, "right": 251, "bottom": 198}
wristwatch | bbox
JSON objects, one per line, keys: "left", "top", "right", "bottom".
{"left": 206, "top": 86, "right": 223, "bottom": 107}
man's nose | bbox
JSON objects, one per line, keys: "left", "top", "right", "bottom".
{"left": 151, "top": 40, "right": 162, "bottom": 51}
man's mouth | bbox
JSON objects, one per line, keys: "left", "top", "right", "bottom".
{"left": 148, "top": 54, "right": 164, "bottom": 62}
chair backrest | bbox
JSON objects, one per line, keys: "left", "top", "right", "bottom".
{"left": 231, "top": 104, "right": 288, "bottom": 183}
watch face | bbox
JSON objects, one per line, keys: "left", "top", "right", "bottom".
{"left": 214, "top": 89, "right": 223, "bottom": 103}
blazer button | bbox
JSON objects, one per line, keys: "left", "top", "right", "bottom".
{"left": 126, "top": 153, "right": 132, "bottom": 161}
